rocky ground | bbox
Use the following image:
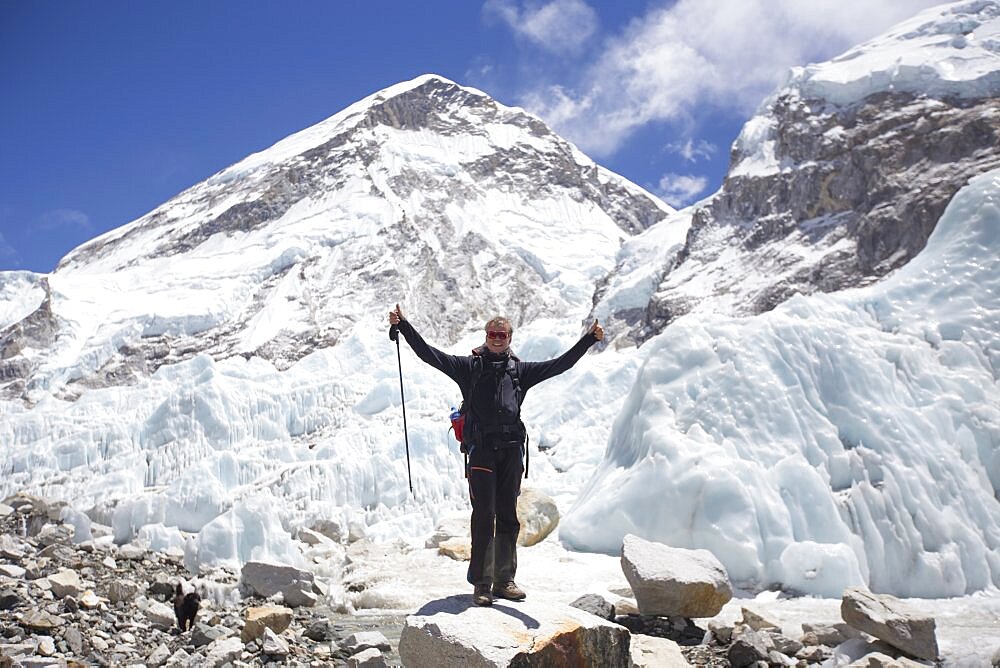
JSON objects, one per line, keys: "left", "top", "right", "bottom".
{"left": 2, "top": 491, "right": 990, "bottom": 667}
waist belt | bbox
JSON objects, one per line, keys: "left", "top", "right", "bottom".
{"left": 482, "top": 423, "right": 522, "bottom": 435}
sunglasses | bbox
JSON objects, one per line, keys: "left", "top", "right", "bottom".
{"left": 486, "top": 330, "right": 509, "bottom": 340}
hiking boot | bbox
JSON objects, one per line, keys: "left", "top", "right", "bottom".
{"left": 492, "top": 580, "right": 526, "bottom": 601}
{"left": 473, "top": 583, "right": 493, "bottom": 606}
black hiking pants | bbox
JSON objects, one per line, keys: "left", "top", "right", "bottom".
{"left": 466, "top": 437, "right": 523, "bottom": 586}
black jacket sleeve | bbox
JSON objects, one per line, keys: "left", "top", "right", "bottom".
{"left": 395, "top": 319, "right": 471, "bottom": 388}
{"left": 517, "top": 332, "right": 598, "bottom": 391}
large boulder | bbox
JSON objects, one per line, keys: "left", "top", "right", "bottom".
{"left": 516, "top": 487, "right": 559, "bottom": 547}
{"left": 620, "top": 534, "right": 732, "bottom": 617}
{"left": 399, "top": 595, "right": 630, "bottom": 667}
{"left": 240, "top": 561, "right": 318, "bottom": 607}
{"left": 840, "top": 587, "right": 939, "bottom": 661}
{"left": 241, "top": 605, "right": 293, "bottom": 642}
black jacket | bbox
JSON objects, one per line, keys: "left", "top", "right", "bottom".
{"left": 396, "top": 319, "right": 597, "bottom": 442}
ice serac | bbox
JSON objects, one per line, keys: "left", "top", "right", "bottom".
{"left": 605, "top": 0, "right": 1000, "bottom": 342}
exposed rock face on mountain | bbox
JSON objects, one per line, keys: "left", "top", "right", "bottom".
{"left": 0, "top": 75, "right": 670, "bottom": 404}
{"left": 617, "top": 0, "right": 1000, "bottom": 342}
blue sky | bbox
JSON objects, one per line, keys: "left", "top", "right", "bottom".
{"left": 0, "top": 0, "right": 936, "bottom": 273}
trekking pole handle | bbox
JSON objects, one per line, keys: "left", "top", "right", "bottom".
{"left": 389, "top": 324, "right": 399, "bottom": 342}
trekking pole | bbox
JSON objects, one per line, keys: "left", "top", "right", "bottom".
{"left": 389, "top": 323, "right": 414, "bottom": 495}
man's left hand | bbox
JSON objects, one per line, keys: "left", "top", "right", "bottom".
{"left": 589, "top": 319, "right": 604, "bottom": 341}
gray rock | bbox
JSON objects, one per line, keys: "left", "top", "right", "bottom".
{"left": 108, "top": 579, "right": 141, "bottom": 604}
{"left": 800, "top": 622, "right": 849, "bottom": 646}
{"left": 0, "top": 588, "right": 23, "bottom": 610}
{"left": 63, "top": 626, "right": 84, "bottom": 655}
{"left": 308, "top": 519, "right": 344, "bottom": 543}
{"left": 191, "top": 622, "right": 232, "bottom": 648}
{"left": 241, "top": 605, "right": 293, "bottom": 642}
{"left": 399, "top": 595, "right": 630, "bottom": 667}
{"left": 0, "top": 564, "right": 26, "bottom": 579}
{"left": 203, "top": 636, "right": 243, "bottom": 667}
{"left": 20, "top": 610, "right": 66, "bottom": 632}
{"left": 728, "top": 627, "right": 772, "bottom": 667}
{"left": 163, "top": 647, "right": 191, "bottom": 667}
{"left": 847, "top": 652, "right": 927, "bottom": 667}
{"left": 707, "top": 620, "right": 733, "bottom": 644}
{"left": 147, "top": 642, "right": 171, "bottom": 667}
{"left": 348, "top": 647, "right": 387, "bottom": 667}
{"left": 261, "top": 627, "right": 289, "bottom": 656}
{"left": 142, "top": 600, "right": 176, "bottom": 628}
{"left": 740, "top": 606, "right": 780, "bottom": 631}
{"left": 240, "top": 561, "right": 316, "bottom": 608}
{"left": 304, "top": 618, "right": 334, "bottom": 641}
{"left": 47, "top": 569, "right": 83, "bottom": 598}
{"left": 344, "top": 631, "right": 391, "bottom": 653}
{"left": 765, "top": 629, "right": 803, "bottom": 656}
{"left": 620, "top": 534, "right": 732, "bottom": 617}
{"left": 841, "top": 587, "right": 939, "bottom": 660}
{"left": 570, "top": 593, "right": 616, "bottom": 621}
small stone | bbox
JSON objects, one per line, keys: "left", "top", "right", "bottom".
{"left": 569, "top": 593, "right": 616, "bottom": 621}
{"left": 63, "top": 626, "right": 84, "bottom": 655}
{"left": 303, "top": 619, "right": 334, "bottom": 641}
{"left": 143, "top": 600, "right": 176, "bottom": 628}
{"left": 21, "top": 610, "right": 66, "bottom": 632}
{"left": 204, "top": 636, "right": 243, "bottom": 667}
{"left": 62, "top": 595, "right": 79, "bottom": 613}
{"left": 108, "top": 580, "right": 141, "bottom": 604}
{"left": 35, "top": 636, "right": 56, "bottom": 656}
{"left": 262, "top": 627, "right": 289, "bottom": 656}
{"left": 47, "top": 569, "right": 84, "bottom": 598}
{"left": 344, "top": 631, "right": 391, "bottom": 653}
{"left": 437, "top": 537, "right": 472, "bottom": 561}
{"left": 163, "top": 647, "right": 190, "bottom": 667}
{"left": 740, "top": 606, "right": 781, "bottom": 631}
{"left": 79, "top": 590, "right": 102, "bottom": 610}
{"left": 147, "top": 642, "right": 171, "bottom": 667}
{"left": 0, "top": 588, "right": 23, "bottom": 610}
{"left": 191, "top": 622, "right": 231, "bottom": 648}
{"left": 117, "top": 543, "right": 146, "bottom": 561}
{"left": 101, "top": 556, "right": 117, "bottom": 569}
{"left": 348, "top": 647, "right": 387, "bottom": 667}
{"left": 91, "top": 635, "right": 109, "bottom": 651}
{"left": 0, "top": 564, "right": 26, "bottom": 579}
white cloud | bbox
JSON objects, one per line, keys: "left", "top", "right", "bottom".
{"left": 668, "top": 138, "right": 717, "bottom": 163}
{"left": 38, "top": 208, "right": 93, "bottom": 232}
{"left": 520, "top": 0, "right": 943, "bottom": 155}
{"left": 484, "top": 0, "right": 598, "bottom": 55}
{"left": 656, "top": 173, "right": 708, "bottom": 206}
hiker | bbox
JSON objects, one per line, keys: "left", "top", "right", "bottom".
{"left": 387, "top": 304, "right": 604, "bottom": 606}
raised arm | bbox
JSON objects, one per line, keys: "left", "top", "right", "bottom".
{"left": 388, "top": 304, "right": 469, "bottom": 385}
{"left": 518, "top": 319, "right": 604, "bottom": 390}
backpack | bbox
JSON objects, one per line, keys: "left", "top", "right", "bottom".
{"left": 448, "top": 351, "right": 529, "bottom": 478}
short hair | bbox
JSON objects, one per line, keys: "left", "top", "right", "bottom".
{"left": 485, "top": 316, "right": 514, "bottom": 335}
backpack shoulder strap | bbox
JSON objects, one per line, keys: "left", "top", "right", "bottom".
{"left": 506, "top": 358, "right": 522, "bottom": 406}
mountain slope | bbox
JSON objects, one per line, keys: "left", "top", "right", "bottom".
{"left": 597, "top": 0, "right": 1000, "bottom": 343}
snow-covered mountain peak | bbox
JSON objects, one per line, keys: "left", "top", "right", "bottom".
{"left": 4, "top": 74, "right": 670, "bottom": 404}
{"left": 788, "top": 0, "right": 1000, "bottom": 105}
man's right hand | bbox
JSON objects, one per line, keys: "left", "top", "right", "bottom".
{"left": 388, "top": 304, "right": 404, "bottom": 326}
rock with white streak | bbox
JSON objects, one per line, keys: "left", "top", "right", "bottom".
{"left": 147, "top": 643, "right": 171, "bottom": 667}
{"left": 841, "top": 587, "right": 939, "bottom": 660}
{"left": 399, "top": 595, "right": 630, "bottom": 667}
{"left": 620, "top": 534, "right": 732, "bottom": 617}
